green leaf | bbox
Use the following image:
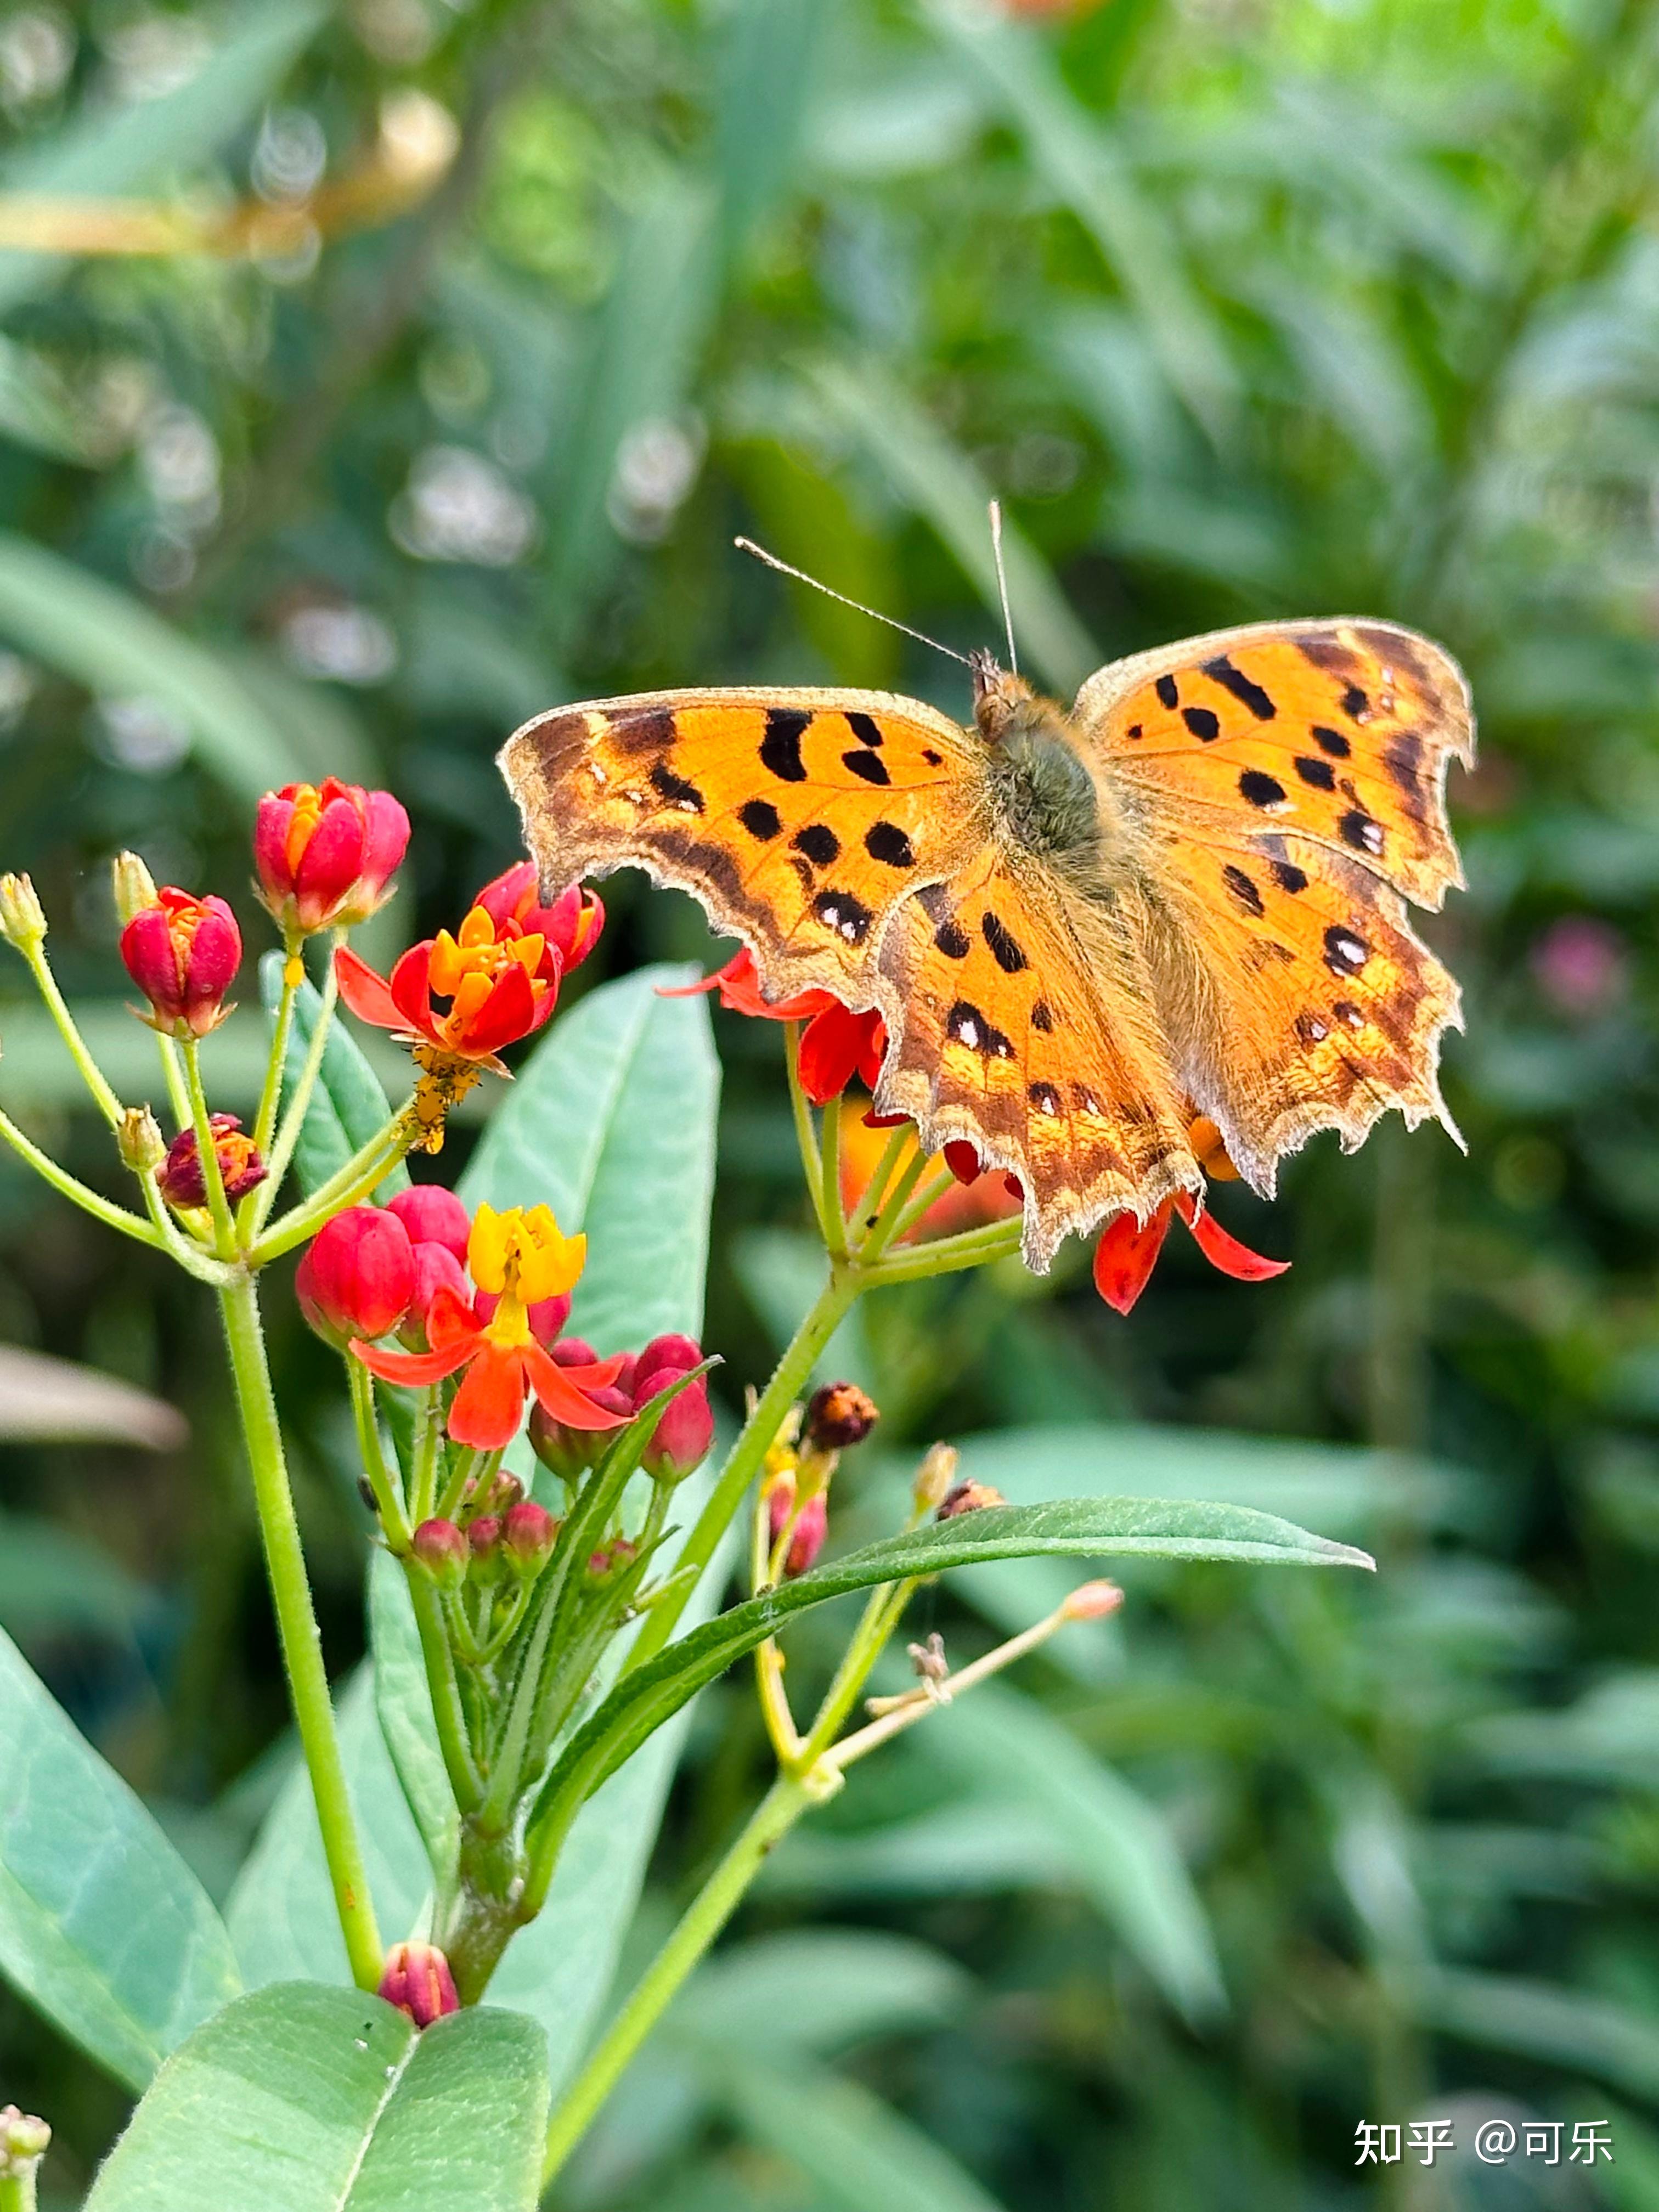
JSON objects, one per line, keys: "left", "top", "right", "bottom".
{"left": 715, "top": 0, "right": 827, "bottom": 259}
{"left": 719, "top": 2051, "right": 1011, "bottom": 2212}
{"left": 0, "top": 1624, "right": 241, "bottom": 2092}
{"left": 0, "top": 1510, "right": 154, "bottom": 1645}
{"left": 83, "top": 1983, "right": 550, "bottom": 2212}
{"left": 1419, "top": 1967, "right": 1659, "bottom": 2104}
{"left": 535, "top": 1497, "right": 1372, "bottom": 1821}
{"left": 368, "top": 1553, "right": 459, "bottom": 1888}
{"left": 800, "top": 354, "right": 1100, "bottom": 697}
{"left": 0, "top": 532, "right": 305, "bottom": 804}
{"left": 674, "top": 1930, "right": 970, "bottom": 2053}
{"left": 459, "top": 966, "right": 720, "bottom": 1352}
{"left": 0, "top": 1, "right": 328, "bottom": 318}
{"left": 907, "top": 1682, "right": 1224, "bottom": 2023}
{"left": 260, "top": 953, "right": 411, "bottom": 1203}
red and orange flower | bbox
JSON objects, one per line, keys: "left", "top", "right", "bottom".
{"left": 678, "top": 949, "right": 885, "bottom": 1105}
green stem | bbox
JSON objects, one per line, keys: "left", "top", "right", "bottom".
{"left": 863, "top": 1216, "right": 1024, "bottom": 1286}
{"left": 622, "top": 1260, "right": 863, "bottom": 1674}
{"left": 0, "top": 1106, "right": 162, "bottom": 1250}
{"left": 784, "top": 1026, "right": 834, "bottom": 1248}
{"left": 22, "top": 944, "right": 123, "bottom": 1128}
{"left": 856, "top": 1146, "right": 929, "bottom": 1264}
{"left": 156, "top": 1034, "right": 190, "bottom": 1133}
{"left": 795, "top": 1576, "right": 919, "bottom": 1768}
{"left": 411, "top": 1388, "right": 444, "bottom": 1521}
{"left": 817, "top": 1083, "right": 845, "bottom": 1258}
{"left": 180, "top": 1040, "right": 236, "bottom": 1257}
{"left": 348, "top": 1362, "right": 411, "bottom": 1551}
{"left": 0, "top": 2168, "right": 38, "bottom": 2212}
{"left": 251, "top": 934, "right": 343, "bottom": 1233}
{"left": 133, "top": 1164, "right": 232, "bottom": 1283}
{"left": 251, "top": 1113, "right": 410, "bottom": 1262}
{"left": 539, "top": 1772, "right": 822, "bottom": 2190}
{"left": 406, "top": 1570, "right": 483, "bottom": 1812}
{"left": 845, "top": 1124, "right": 911, "bottom": 1245}
{"left": 887, "top": 1166, "right": 958, "bottom": 1246}
{"left": 217, "top": 1269, "right": 382, "bottom": 1988}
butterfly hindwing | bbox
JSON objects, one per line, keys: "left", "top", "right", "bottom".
{"left": 500, "top": 688, "right": 987, "bottom": 1006}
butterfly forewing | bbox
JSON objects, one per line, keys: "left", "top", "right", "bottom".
{"left": 500, "top": 687, "right": 987, "bottom": 1008}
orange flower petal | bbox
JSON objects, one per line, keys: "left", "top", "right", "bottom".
{"left": 447, "top": 1342, "right": 529, "bottom": 1449}
{"left": 1092, "top": 1204, "right": 1172, "bottom": 1314}
{"left": 1176, "top": 1195, "right": 1290, "bottom": 1283}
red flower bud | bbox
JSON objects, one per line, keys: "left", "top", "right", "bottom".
{"left": 474, "top": 861, "right": 605, "bottom": 973}
{"left": 632, "top": 1334, "right": 713, "bottom": 1482}
{"left": 410, "top": 1517, "right": 467, "bottom": 1590}
{"left": 120, "top": 888, "right": 240, "bottom": 1039}
{"left": 805, "top": 1380, "right": 878, "bottom": 1453}
{"left": 502, "top": 1499, "right": 558, "bottom": 1573}
{"left": 587, "top": 1534, "right": 637, "bottom": 1581}
{"left": 467, "top": 1514, "right": 502, "bottom": 1570}
{"left": 255, "top": 778, "right": 410, "bottom": 936}
{"left": 769, "top": 1486, "right": 827, "bottom": 1578}
{"left": 377, "top": 1940, "right": 459, "bottom": 2029}
{"left": 529, "top": 1369, "right": 631, "bottom": 1481}
{"left": 398, "top": 1240, "right": 470, "bottom": 1349}
{"left": 296, "top": 1205, "right": 415, "bottom": 1347}
{"left": 157, "top": 1114, "right": 267, "bottom": 1209}
{"left": 387, "top": 1185, "right": 471, "bottom": 1263}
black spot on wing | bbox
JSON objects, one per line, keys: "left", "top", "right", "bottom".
{"left": 1295, "top": 755, "right": 1335, "bottom": 791}
{"left": 1155, "top": 674, "right": 1179, "bottom": 710}
{"left": 812, "top": 889, "right": 874, "bottom": 945}
{"left": 922, "top": 748, "right": 943, "bottom": 766}
{"left": 845, "top": 711, "right": 883, "bottom": 749}
{"left": 1340, "top": 809, "right": 1385, "bottom": 857}
{"left": 1182, "top": 706, "right": 1221, "bottom": 742}
{"left": 760, "top": 708, "right": 810, "bottom": 782}
{"left": 945, "top": 1000, "right": 1014, "bottom": 1059}
{"left": 865, "top": 821, "right": 915, "bottom": 868}
{"left": 1031, "top": 999, "right": 1054, "bottom": 1032}
{"left": 1222, "top": 864, "right": 1265, "bottom": 917}
{"left": 844, "top": 751, "right": 890, "bottom": 787}
{"left": 1295, "top": 1011, "right": 1330, "bottom": 1046}
{"left": 1271, "top": 859, "right": 1308, "bottom": 894}
{"left": 792, "top": 823, "right": 839, "bottom": 867}
{"left": 934, "top": 919, "right": 970, "bottom": 960}
{"left": 981, "top": 912, "right": 1029, "bottom": 973}
{"left": 1341, "top": 684, "right": 1369, "bottom": 721}
{"left": 1239, "top": 769, "right": 1286, "bottom": 810}
{"left": 650, "top": 760, "right": 704, "bottom": 813}
{"left": 1029, "top": 1080, "right": 1064, "bottom": 1116}
{"left": 739, "top": 798, "right": 781, "bottom": 841}
{"left": 1311, "top": 724, "right": 1352, "bottom": 758}
{"left": 1323, "top": 926, "right": 1369, "bottom": 977}
{"left": 1201, "top": 653, "right": 1276, "bottom": 719}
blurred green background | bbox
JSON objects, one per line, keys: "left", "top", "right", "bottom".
{"left": 2, "top": 0, "right": 1658, "bottom": 2204}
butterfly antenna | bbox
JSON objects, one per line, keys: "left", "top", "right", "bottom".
{"left": 988, "top": 500, "right": 1017, "bottom": 675}
{"left": 733, "top": 537, "right": 973, "bottom": 669}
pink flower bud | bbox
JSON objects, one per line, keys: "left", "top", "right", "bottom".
{"left": 529, "top": 1380, "right": 631, "bottom": 1481}
{"left": 411, "top": 1517, "right": 467, "bottom": 1590}
{"left": 296, "top": 1206, "right": 415, "bottom": 1347}
{"left": 120, "top": 888, "right": 240, "bottom": 1039}
{"left": 157, "top": 1115, "right": 267, "bottom": 1208}
{"left": 502, "top": 1500, "right": 558, "bottom": 1573}
{"left": 398, "top": 1240, "right": 470, "bottom": 1349}
{"left": 467, "top": 1515, "right": 501, "bottom": 1572}
{"left": 255, "top": 778, "right": 410, "bottom": 936}
{"left": 377, "top": 1940, "right": 459, "bottom": 2029}
{"left": 632, "top": 1335, "right": 713, "bottom": 1483}
{"left": 770, "top": 1488, "right": 827, "bottom": 1578}
{"left": 386, "top": 1185, "right": 471, "bottom": 1263}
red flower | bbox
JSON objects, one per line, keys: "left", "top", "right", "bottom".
{"left": 387, "top": 1186, "right": 471, "bottom": 1262}
{"left": 769, "top": 1482, "right": 827, "bottom": 1578}
{"left": 296, "top": 1205, "right": 416, "bottom": 1347}
{"left": 378, "top": 1941, "right": 459, "bottom": 2029}
{"left": 633, "top": 1334, "right": 714, "bottom": 1482}
{"left": 353, "top": 1204, "right": 630, "bottom": 1451}
{"left": 120, "top": 888, "right": 240, "bottom": 1039}
{"left": 254, "top": 778, "right": 409, "bottom": 937}
{"left": 674, "top": 950, "right": 885, "bottom": 1106}
{"left": 336, "top": 901, "right": 560, "bottom": 1074}
{"left": 475, "top": 861, "right": 604, "bottom": 975}
{"left": 1092, "top": 1193, "right": 1288, "bottom": 1316}
{"left": 399, "top": 1240, "right": 470, "bottom": 1350}
{"left": 157, "top": 1115, "right": 267, "bottom": 1209}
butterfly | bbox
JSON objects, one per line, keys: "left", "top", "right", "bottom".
{"left": 499, "top": 617, "right": 1474, "bottom": 1272}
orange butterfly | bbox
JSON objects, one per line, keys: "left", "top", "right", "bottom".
{"left": 499, "top": 618, "right": 1472, "bottom": 1271}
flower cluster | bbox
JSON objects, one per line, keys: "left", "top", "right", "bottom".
{"left": 298, "top": 1196, "right": 713, "bottom": 1469}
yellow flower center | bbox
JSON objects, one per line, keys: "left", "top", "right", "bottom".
{"left": 284, "top": 785, "right": 325, "bottom": 876}
{"left": 426, "top": 907, "right": 548, "bottom": 1042}
{"left": 467, "top": 1203, "right": 585, "bottom": 1342}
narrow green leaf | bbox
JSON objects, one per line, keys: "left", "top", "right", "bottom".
{"left": 0, "top": 1511, "right": 153, "bottom": 1645}
{"left": 719, "top": 2051, "right": 1011, "bottom": 2212}
{"left": 0, "top": 1, "right": 328, "bottom": 317}
{"left": 1419, "top": 1967, "right": 1659, "bottom": 2104}
{"left": 260, "top": 952, "right": 411, "bottom": 1202}
{"left": 715, "top": 0, "right": 827, "bottom": 259}
{"left": 801, "top": 354, "right": 1100, "bottom": 696}
{"left": 84, "top": 1983, "right": 549, "bottom": 2212}
{"left": 912, "top": 1683, "right": 1224, "bottom": 2023}
{"left": 0, "top": 1625, "right": 240, "bottom": 2092}
{"left": 537, "top": 1497, "right": 1372, "bottom": 1820}
{"left": 0, "top": 532, "right": 304, "bottom": 804}
{"left": 673, "top": 1931, "right": 970, "bottom": 2054}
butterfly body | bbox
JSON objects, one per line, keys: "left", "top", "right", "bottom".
{"left": 500, "top": 617, "right": 1473, "bottom": 1271}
